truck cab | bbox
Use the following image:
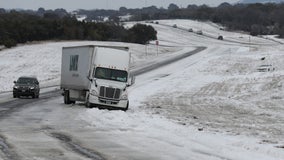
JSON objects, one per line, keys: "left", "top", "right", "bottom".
{"left": 87, "top": 47, "right": 132, "bottom": 110}
{"left": 61, "top": 45, "right": 133, "bottom": 111}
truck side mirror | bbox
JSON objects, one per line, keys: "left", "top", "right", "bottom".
{"left": 13, "top": 81, "right": 16, "bottom": 84}
{"left": 131, "top": 76, "right": 135, "bottom": 85}
{"left": 87, "top": 76, "right": 93, "bottom": 82}
{"left": 90, "top": 78, "right": 97, "bottom": 87}
{"left": 127, "top": 76, "right": 135, "bottom": 86}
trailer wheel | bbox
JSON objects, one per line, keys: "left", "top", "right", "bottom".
{"left": 64, "top": 90, "right": 71, "bottom": 104}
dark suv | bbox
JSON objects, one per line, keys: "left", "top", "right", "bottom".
{"left": 13, "top": 76, "right": 40, "bottom": 98}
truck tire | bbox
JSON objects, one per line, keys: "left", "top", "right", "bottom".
{"left": 85, "top": 94, "right": 92, "bottom": 108}
{"left": 85, "top": 101, "right": 90, "bottom": 108}
{"left": 64, "top": 90, "right": 71, "bottom": 104}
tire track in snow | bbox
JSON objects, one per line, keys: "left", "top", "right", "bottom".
{"left": 192, "top": 149, "right": 233, "bottom": 160}
{"left": 0, "top": 134, "right": 21, "bottom": 160}
{"left": 50, "top": 132, "right": 106, "bottom": 160}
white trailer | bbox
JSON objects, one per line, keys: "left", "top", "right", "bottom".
{"left": 60, "top": 45, "right": 134, "bottom": 110}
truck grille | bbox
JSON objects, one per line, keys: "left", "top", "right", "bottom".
{"left": 99, "top": 86, "right": 121, "bottom": 99}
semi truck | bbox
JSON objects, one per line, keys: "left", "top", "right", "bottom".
{"left": 60, "top": 45, "right": 134, "bottom": 111}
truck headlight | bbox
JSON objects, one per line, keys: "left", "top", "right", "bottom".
{"left": 13, "top": 86, "right": 19, "bottom": 89}
{"left": 121, "top": 93, "right": 128, "bottom": 100}
{"left": 90, "top": 89, "right": 98, "bottom": 96}
{"left": 30, "top": 87, "right": 35, "bottom": 90}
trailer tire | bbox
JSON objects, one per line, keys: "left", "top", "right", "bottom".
{"left": 64, "top": 90, "right": 71, "bottom": 104}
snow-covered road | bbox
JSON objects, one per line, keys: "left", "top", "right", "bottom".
{"left": 0, "top": 19, "right": 284, "bottom": 160}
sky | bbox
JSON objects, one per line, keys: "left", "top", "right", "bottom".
{"left": 0, "top": 0, "right": 239, "bottom": 11}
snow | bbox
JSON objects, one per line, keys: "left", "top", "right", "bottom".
{"left": 0, "top": 19, "right": 284, "bottom": 159}
{"left": 78, "top": 107, "right": 283, "bottom": 160}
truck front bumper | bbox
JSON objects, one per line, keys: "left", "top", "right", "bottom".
{"left": 89, "top": 95, "right": 128, "bottom": 109}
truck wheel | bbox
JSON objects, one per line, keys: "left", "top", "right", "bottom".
{"left": 64, "top": 90, "right": 71, "bottom": 104}
{"left": 85, "top": 94, "right": 92, "bottom": 108}
{"left": 85, "top": 101, "right": 92, "bottom": 108}
{"left": 13, "top": 94, "right": 16, "bottom": 98}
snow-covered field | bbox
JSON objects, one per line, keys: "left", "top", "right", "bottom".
{"left": 0, "top": 19, "right": 284, "bottom": 159}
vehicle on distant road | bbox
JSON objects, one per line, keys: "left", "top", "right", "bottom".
{"left": 196, "top": 30, "right": 203, "bottom": 35}
{"left": 188, "top": 28, "right": 193, "bottom": 32}
{"left": 13, "top": 76, "right": 40, "bottom": 98}
{"left": 218, "top": 35, "right": 223, "bottom": 40}
{"left": 173, "top": 24, "right": 177, "bottom": 28}
{"left": 257, "top": 64, "right": 275, "bottom": 72}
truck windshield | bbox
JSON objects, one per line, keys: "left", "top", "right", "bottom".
{"left": 94, "top": 67, "right": 128, "bottom": 82}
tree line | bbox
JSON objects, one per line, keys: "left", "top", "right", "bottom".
{"left": 0, "top": 10, "right": 157, "bottom": 48}
{"left": 131, "top": 3, "right": 284, "bottom": 37}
